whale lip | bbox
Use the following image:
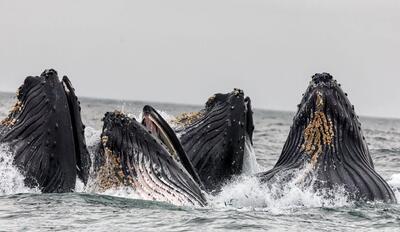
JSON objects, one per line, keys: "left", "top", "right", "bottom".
{"left": 244, "top": 96, "right": 254, "bottom": 144}
{"left": 61, "top": 75, "right": 91, "bottom": 185}
{"left": 142, "top": 105, "right": 181, "bottom": 160}
{"left": 142, "top": 105, "right": 204, "bottom": 190}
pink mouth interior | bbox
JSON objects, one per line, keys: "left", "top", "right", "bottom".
{"left": 142, "top": 114, "right": 179, "bottom": 160}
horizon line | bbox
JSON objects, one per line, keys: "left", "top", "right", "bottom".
{"left": 0, "top": 90, "right": 399, "bottom": 121}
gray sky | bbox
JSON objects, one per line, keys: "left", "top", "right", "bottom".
{"left": 1, "top": 0, "right": 399, "bottom": 118}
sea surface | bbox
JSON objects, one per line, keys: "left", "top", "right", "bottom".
{"left": 0, "top": 92, "right": 399, "bottom": 232}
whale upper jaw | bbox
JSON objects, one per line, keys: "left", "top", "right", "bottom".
{"left": 295, "top": 73, "right": 360, "bottom": 130}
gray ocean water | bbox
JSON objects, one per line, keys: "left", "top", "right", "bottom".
{"left": 0, "top": 92, "right": 399, "bottom": 232}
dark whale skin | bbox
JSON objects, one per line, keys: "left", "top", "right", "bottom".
{"left": 176, "top": 89, "right": 254, "bottom": 192}
{"left": 0, "top": 69, "right": 90, "bottom": 192}
{"left": 62, "top": 76, "right": 91, "bottom": 185}
{"left": 258, "top": 73, "right": 397, "bottom": 203}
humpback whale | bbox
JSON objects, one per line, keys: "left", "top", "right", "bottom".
{"left": 94, "top": 111, "right": 207, "bottom": 206}
{"left": 0, "top": 69, "right": 91, "bottom": 193}
{"left": 174, "top": 89, "right": 254, "bottom": 192}
{"left": 1, "top": 69, "right": 394, "bottom": 206}
{"left": 91, "top": 88, "right": 254, "bottom": 203}
{"left": 258, "top": 73, "right": 397, "bottom": 203}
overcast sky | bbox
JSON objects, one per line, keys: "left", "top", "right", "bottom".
{"left": 0, "top": 0, "right": 399, "bottom": 118}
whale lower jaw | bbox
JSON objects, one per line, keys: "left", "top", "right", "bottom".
{"left": 121, "top": 150, "right": 207, "bottom": 207}
{"left": 95, "top": 146, "right": 206, "bottom": 206}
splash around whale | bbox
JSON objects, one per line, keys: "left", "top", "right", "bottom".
{"left": 0, "top": 69, "right": 397, "bottom": 207}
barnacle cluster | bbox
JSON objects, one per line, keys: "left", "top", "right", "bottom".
{"left": 95, "top": 136, "right": 129, "bottom": 190}
{"left": 302, "top": 92, "right": 334, "bottom": 166}
{"left": 1, "top": 100, "right": 23, "bottom": 127}
{"left": 172, "top": 111, "right": 203, "bottom": 126}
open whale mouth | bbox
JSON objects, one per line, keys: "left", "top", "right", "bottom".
{"left": 99, "top": 111, "right": 207, "bottom": 206}
{"left": 141, "top": 105, "right": 204, "bottom": 189}
{"left": 142, "top": 106, "right": 181, "bottom": 160}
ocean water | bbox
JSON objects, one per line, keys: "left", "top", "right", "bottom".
{"left": 0, "top": 92, "right": 399, "bottom": 232}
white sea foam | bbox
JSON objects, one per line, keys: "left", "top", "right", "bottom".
{"left": 388, "top": 173, "right": 400, "bottom": 201}
{"left": 75, "top": 179, "right": 85, "bottom": 193}
{"left": 388, "top": 173, "right": 400, "bottom": 187}
{"left": 76, "top": 126, "right": 101, "bottom": 192}
{"left": 97, "top": 187, "right": 140, "bottom": 199}
{"left": 242, "top": 135, "right": 261, "bottom": 175}
{"left": 0, "top": 144, "right": 38, "bottom": 195}
{"left": 212, "top": 169, "right": 352, "bottom": 213}
{"left": 84, "top": 126, "right": 102, "bottom": 148}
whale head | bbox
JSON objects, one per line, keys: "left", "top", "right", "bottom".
{"left": 0, "top": 69, "right": 90, "bottom": 192}
{"left": 176, "top": 89, "right": 254, "bottom": 192}
{"left": 260, "top": 73, "right": 396, "bottom": 203}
